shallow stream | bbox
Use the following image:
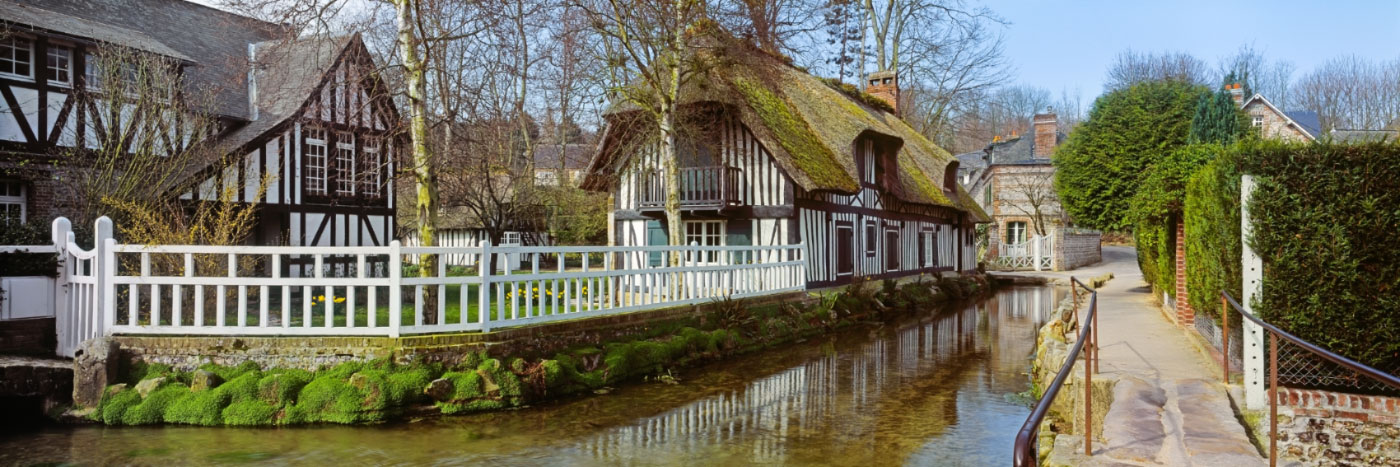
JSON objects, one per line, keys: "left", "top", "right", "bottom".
{"left": 1, "top": 285, "right": 1062, "bottom": 466}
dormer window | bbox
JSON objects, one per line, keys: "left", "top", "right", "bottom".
{"left": 0, "top": 38, "right": 34, "bottom": 80}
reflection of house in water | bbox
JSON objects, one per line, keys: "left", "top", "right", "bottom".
{"left": 580, "top": 286, "right": 1058, "bottom": 464}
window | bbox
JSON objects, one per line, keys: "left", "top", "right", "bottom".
{"left": 920, "top": 228, "right": 937, "bottom": 267}
{"left": 305, "top": 128, "right": 327, "bottom": 195}
{"left": 336, "top": 131, "right": 355, "bottom": 195}
{"left": 1252, "top": 115, "right": 1264, "bottom": 127}
{"left": 983, "top": 185, "right": 992, "bottom": 206}
{"left": 1006, "top": 221, "right": 1028, "bottom": 245}
{"left": 0, "top": 181, "right": 24, "bottom": 225}
{"left": 0, "top": 38, "right": 34, "bottom": 79}
{"left": 835, "top": 221, "right": 854, "bottom": 275}
{"left": 83, "top": 52, "right": 100, "bottom": 88}
{"left": 46, "top": 46, "right": 71, "bottom": 86}
{"left": 864, "top": 220, "right": 877, "bottom": 256}
{"left": 685, "top": 220, "right": 724, "bottom": 263}
{"left": 361, "top": 136, "right": 381, "bottom": 196}
{"left": 885, "top": 226, "right": 900, "bottom": 271}
{"left": 502, "top": 232, "right": 522, "bottom": 245}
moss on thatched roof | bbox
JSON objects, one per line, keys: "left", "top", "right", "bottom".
{"left": 584, "top": 35, "right": 984, "bottom": 218}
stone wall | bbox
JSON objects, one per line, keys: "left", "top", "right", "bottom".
{"left": 1274, "top": 387, "right": 1400, "bottom": 465}
{"left": 1054, "top": 229, "right": 1102, "bottom": 271}
{"left": 113, "top": 291, "right": 811, "bottom": 372}
{"left": 0, "top": 318, "right": 56, "bottom": 355}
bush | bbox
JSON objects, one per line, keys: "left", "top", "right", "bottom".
{"left": 1242, "top": 140, "right": 1400, "bottom": 370}
{"left": 1054, "top": 80, "right": 1209, "bottom": 231}
{"left": 0, "top": 221, "right": 58, "bottom": 277}
{"left": 1184, "top": 149, "right": 1243, "bottom": 320}
{"left": 1129, "top": 144, "right": 1217, "bottom": 295}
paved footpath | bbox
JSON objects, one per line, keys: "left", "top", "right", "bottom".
{"left": 1017, "top": 246, "right": 1267, "bottom": 466}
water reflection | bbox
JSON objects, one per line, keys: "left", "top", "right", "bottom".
{"left": 0, "top": 286, "right": 1062, "bottom": 466}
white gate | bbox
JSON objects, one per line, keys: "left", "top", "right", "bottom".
{"left": 53, "top": 217, "right": 112, "bottom": 358}
{"left": 997, "top": 234, "right": 1053, "bottom": 271}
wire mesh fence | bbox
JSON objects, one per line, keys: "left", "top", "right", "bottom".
{"left": 1272, "top": 337, "right": 1400, "bottom": 397}
{"left": 1194, "top": 313, "right": 1244, "bottom": 375}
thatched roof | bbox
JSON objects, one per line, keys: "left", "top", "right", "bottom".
{"left": 582, "top": 36, "right": 987, "bottom": 222}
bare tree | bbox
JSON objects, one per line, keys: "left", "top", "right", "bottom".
{"left": 1292, "top": 55, "right": 1400, "bottom": 132}
{"left": 576, "top": 0, "right": 715, "bottom": 260}
{"left": 1104, "top": 49, "right": 1212, "bottom": 91}
{"left": 713, "top": 0, "right": 823, "bottom": 59}
{"left": 1218, "top": 44, "right": 1295, "bottom": 109}
{"left": 1000, "top": 169, "right": 1059, "bottom": 237}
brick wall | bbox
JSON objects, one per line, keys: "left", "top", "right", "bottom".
{"left": 0, "top": 318, "right": 56, "bottom": 355}
{"left": 1053, "top": 229, "right": 1101, "bottom": 271}
{"left": 1174, "top": 222, "right": 1194, "bottom": 326}
{"left": 1275, "top": 388, "right": 1400, "bottom": 465}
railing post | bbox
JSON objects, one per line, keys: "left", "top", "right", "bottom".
{"left": 388, "top": 240, "right": 401, "bottom": 338}
{"left": 1241, "top": 174, "right": 1267, "bottom": 410}
{"left": 479, "top": 238, "right": 492, "bottom": 333}
{"left": 92, "top": 217, "right": 112, "bottom": 337}
{"left": 1269, "top": 332, "right": 1278, "bottom": 467}
{"left": 1085, "top": 308, "right": 1094, "bottom": 456}
{"left": 1092, "top": 293, "right": 1099, "bottom": 374}
{"left": 1222, "top": 294, "right": 1230, "bottom": 383}
{"left": 50, "top": 218, "right": 71, "bottom": 354}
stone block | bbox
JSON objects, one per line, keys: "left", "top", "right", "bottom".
{"left": 134, "top": 376, "right": 167, "bottom": 398}
{"left": 190, "top": 369, "right": 222, "bottom": 392}
{"left": 72, "top": 337, "right": 119, "bottom": 408}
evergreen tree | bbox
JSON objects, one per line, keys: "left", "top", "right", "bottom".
{"left": 1189, "top": 73, "right": 1249, "bottom": 144}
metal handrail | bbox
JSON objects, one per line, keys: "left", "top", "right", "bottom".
{"left": 1220, "top": 290, "right": 1400, "bottom": 467}
{"left": 1013, "top": 277, "right": 1100, "bottom": 466}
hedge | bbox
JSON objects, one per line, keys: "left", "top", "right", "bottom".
{"left": 1239, "top": 140, "right": 1400, "bottom": 371}
{"left": 1130, "top": 144, "right": 1217, "bottom": 296}
{"left": 0, "top": 221, "right": 59, "bottom": 277}
{"left": 1183, "top": 148, "right": 1243, "bottom": 321}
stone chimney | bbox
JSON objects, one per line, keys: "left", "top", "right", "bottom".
{"left": 1033, "top": 108, "right": 1058, "bottom": 158}
{"left": 1228, "top": 82, "right": 1245, "bottom": 106}
{"left": 865, "top": 70, "right": 899, "bottom": 114}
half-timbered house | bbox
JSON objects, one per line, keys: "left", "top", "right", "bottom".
{"left": 0, "top": 0, "right": 398, "bottom": 259}
{"left": 582, "top": 39, "right": 989, "bottom": 287}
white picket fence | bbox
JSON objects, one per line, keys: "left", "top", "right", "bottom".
{"left": 26, "top": 217, "right": 805, "bottom": 354}
{"left": 997, "top": 235, "right": 1053, "bottom": 271}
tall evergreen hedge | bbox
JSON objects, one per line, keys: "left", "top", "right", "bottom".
{"left": 1183, "top": 148, "right": 1242, "bottom": 319}
{"left": 1129, "top": 144, "right": 1216, "bottom": 295}
{"left": 1239, "top": 141, "right": 1400, "bottom": 371}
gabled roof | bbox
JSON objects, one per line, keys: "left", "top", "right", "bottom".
{"left": 1242, "top": 93, "right": 1318, "bottom": 141}
{"left": 982, "top": 133, "right": 1061, "bottom": 166}
{"left": 583, "top": 36, "right": 984, "bottom": 219}
{"left": 0, "top": 0, "right": 192, "bottom": 61}
{"left": 8, "top": 0, "right": 290, "bottom": 120}
{"left": 213, "top": 34, "right": 354, "bottom": 155}
{"left": 1330, "top": 129, "right": 1397, "bottom": 143}
{"left": 1283, "top": 110, "right": 1322, "bottom": 137}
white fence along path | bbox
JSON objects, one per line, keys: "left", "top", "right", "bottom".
{"left": 24, "top": 217, "right": 805, "bottom": 355}
{"left": 997, "top": 235, "right": 1053, "bottom": 271}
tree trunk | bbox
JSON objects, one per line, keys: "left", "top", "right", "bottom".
{"left": 659, "top": 105, "right": 683, "bottom": 261}
{"left": 396, "top": 0, "right": 438, "bottom": 324}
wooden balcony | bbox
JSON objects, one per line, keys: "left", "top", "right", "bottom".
{"left": 637, "top": 166, "right": 742, "bottom": 211}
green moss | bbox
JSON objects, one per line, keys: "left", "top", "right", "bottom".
{"left": 289, "top": 374, "right": 372, "bottom": 424}
{"left": 733, "top": 75, "right": 858, "bottom": 191}
{"left": 199, "top": 361, "right": 261, "bottom": 383}
{"left": 818, "top": 77, "right": 895, "bottom": 113}
{"left": 257, "top": 370, "right": 314, "bottom": 405}
{"left": 219, "top": 371, "right": 263, "bottom": 404}
{"left": 384, "top": 366, "right": 435, "bottom": 406}
{"left": 163, "top": 387, "right": 229, "bottom": 426}
{"left": 122, "top": 384, "right": 189, "bottom": 425}
{"left": 96, "top": 387, "right": 142, "bottom": 424}
{"left": 124, "top": 362, "right": 174, "bottom": 385}
{"left": 221, "top": 399, "right": 281, "bottom": 426}
{"left": 440, "top": 371, "right": 485, "bottom": 400}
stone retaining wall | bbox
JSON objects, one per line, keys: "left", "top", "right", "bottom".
{"left": 1054, "top": 230, "right": 1102, "bottom": 271}
{"left": 1275, "top": 387, "right": 1400, "bottom": 465}
{"left": 113, "top": 291, "right": 811, "bottom": 372}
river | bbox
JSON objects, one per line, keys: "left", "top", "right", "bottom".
{"left": 0, "top": 285, "right": 1062, "bottom": 466}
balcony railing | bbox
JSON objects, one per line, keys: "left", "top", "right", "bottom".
{"left": 637, "top": 166, "right": 742, "bottom": 210}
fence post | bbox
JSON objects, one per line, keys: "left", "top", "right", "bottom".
{"left": 479, "top": 238, "right": 492, "bottom": 333}
{"left": 1241, "top": 174, "right": 1267, "bottom": 410}
{"left": 92, "top": 217, "right": 112, "bottom": 337}
{"left": 102, "top": 237, "right": 116, "bottom": 334}
{"left": 1032, "top": 236, "right": 1042, "bottom": 272}
{"left": 50, "top": 218, "right": 71, "bottom": 354}
{"left": 388, "top": 240, "right": 401, "bottom": 338}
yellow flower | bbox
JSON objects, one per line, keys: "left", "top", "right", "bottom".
{"left": 317, "top": 295, "right": 325, "bottom": 301}
{"left": 334, "top": 297, "right": 345, "bottom": 303}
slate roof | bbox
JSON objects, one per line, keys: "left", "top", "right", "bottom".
{"left": 533, "top": 143, "right": 592, "bottom": 171}
{"left": 7, "top": 0, "right": 291, "bottom": 120}
{"left": 1284, "top": 110, "right": 1323, "bottom": 138}
{"left": 584, "top": 35, "right": 987, "bottom": 222}
{"left": 0, "top": 0, "right": 191, "bottom": 61}
{"left": 982, "top": 133, "right": 1061, "bottom": 166}
{"left": 213, "top": 34, "right": 352, "bottom": 155}
{"left": 1330, "top": 129, "right": 1398, "bottom": 143}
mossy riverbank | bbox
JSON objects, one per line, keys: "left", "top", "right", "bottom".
{"left": 90, "top": 274, "right": 992, "bottom": 427}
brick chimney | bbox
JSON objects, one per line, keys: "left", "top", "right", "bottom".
{"left": 1228, "top": 83, "right": 1245, "bottom": 106}
{"left": 865, "top": 70, "right": 899, "bottom": 114}
{"left": 1033, "top": 108, "right": 1058, "bottom": 158}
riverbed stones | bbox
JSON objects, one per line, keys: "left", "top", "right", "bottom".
{"left": 134, "top": 376, "right": 168, "bottom": 398}
{"left": 190, "top": 369, "right": 222, "bottom": 392}
{"left": 425, "top": 378, "right": 454, "bottom": 402}
{"left": 72, "top": 337, "right": 119, "bottom": 408}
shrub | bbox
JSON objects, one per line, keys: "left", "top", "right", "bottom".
{"left": 123, "top": 384, "right": 189, "bottom": 425}
{"left": 1184, "top": 148, "right": 1243, "bottom": 320}
{"left": 0, "top": 221, "right": 59, "bottom": 277}
{"left": 95, "top": 386, "right": 142, "bottom": 424}
{"left": 1129, "top": 144, "right": 1217, "bottom": 294}
{"left": 1241, "top": 140, "right": 1400, "bottom": 370}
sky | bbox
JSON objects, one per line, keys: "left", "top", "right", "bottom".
{"left": 994, "top": 0, "right": 1400, "bottom": 100}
